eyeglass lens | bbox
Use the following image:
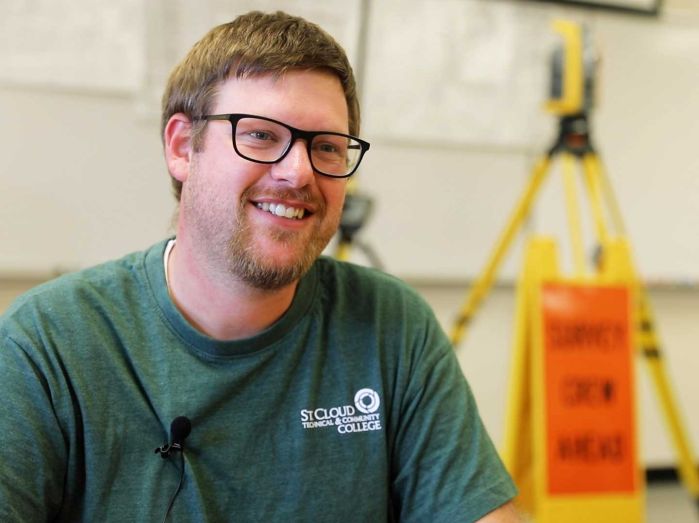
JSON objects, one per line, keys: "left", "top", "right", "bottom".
{"left": 233, "top": 117, "right": 362, "bottom": 177}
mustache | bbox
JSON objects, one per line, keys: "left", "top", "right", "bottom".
{"left": 243, "top": 186, "right": 324, "bottom": 211}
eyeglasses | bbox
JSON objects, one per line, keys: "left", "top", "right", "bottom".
{"left": 201, "top": 113, "right": 370, "bottom": 178}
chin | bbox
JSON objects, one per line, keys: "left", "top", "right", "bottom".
{"left": 233, "top": 257, "right": 313, "bottom": 291}
{"left": 227, "top": 239, "right": 321, "bottom": 291}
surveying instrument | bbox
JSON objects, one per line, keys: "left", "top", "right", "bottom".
{"left": 334, "top": 181, "right": 383, "bottom": 269}
{"left": 449, "top": 20, "right": 699, "bottom": 521}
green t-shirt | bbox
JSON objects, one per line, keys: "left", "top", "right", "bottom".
{"left": 0, "top": 240, "right": 516, "bottom": 522}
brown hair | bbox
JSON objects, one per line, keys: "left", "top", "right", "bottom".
{"left": 161, "top": 10, "right": 360, "bottom": 201}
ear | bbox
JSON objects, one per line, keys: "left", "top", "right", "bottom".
{"left": 164, "top": 113, "right": 194, "bottom": 183}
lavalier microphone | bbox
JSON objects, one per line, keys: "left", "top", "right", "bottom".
{"left": 155, "top": 416, "right": 192, "bottom": 522}
{"left": 155, "top": 416, "right": 192, "bottom": 458}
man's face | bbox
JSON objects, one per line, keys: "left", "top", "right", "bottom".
{"left": 180, "top": 70, "right": 349, "bottom": 290}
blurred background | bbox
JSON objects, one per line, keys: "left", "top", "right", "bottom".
{"left": 1, "top": 0, "right": 698, "bottom": 519}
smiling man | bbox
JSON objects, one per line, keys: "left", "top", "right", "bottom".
{"left": 164, "top": 70, "right": 353, "bottom": 339}
{"left": 0, "top": 11, "right": 519, "bottom": 522}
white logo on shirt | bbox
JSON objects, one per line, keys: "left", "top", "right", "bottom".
{"left": 299, "top": 388, "right": 382, "bottom": 435}
{"left": 354, "top": 388, "right": 380, "bottom": 414}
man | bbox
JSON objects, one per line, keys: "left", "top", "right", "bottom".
{"left": 0, "top": 11, "right": 519, "bottom": 522}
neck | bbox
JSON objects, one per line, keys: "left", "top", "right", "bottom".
{"left": 167, "top": 237, "right": 298, "bottom": 340}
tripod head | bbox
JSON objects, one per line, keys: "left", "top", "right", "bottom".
{"left": 339, "top": 190, "right": 374, "bottom": 244}
{"left": 548, "top": 113, "right": 594, "bottom": 158}
{"left": 334, "top": 187, "right": 384, "bottom": 269}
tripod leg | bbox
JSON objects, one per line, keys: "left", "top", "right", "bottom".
{"left": 450, "top": 155, "right": 552, "bottom": 347}
{"left": 586, "top": 153, "right": 699, "bottom": 512}
{"left": 594, "top": 156, "right": 627, "bottom": 237}
{"left": 335, "top": 240, "right": 351, "bottom": 262}
{"left": 637, "top": 292, "right": 699, "bottom": 511}
{"left": 562, "top": 153, "right": 586, "bottom": 277}
{"left": 582, "top": 153, "right": 611, "bottom": 246}
{"left": 355, "top": 240, "right": 384, "bottom": 270}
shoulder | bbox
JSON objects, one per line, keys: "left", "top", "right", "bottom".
{"left": 5, "top": 250, "right": 142, "bottom": 311}
{"left": 310, "top": 257, "right": 448, "bottom": 355}
{"left": 313, "top": 256, "right": 429, "bottom": 310}
{"left": 316, "top": 256, "right": 422, "bottom": 301}
{"left": 1, "top": 242, "right": 164, "bottom": 343}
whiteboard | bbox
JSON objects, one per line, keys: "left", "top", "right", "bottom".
{"left": 1, "top": 0, "right": 698, "bottom": 282}
{"left": 351, "top": 0, "right": 699, "bottom": 282}
{"left": 137, "top": 0, "right": 364, "bottom": 118}
{"left": 362, "top": 0, "right": 554, "bottom": 149}
{"left": 0, "top": 0, "right": 145, "bottom": 93}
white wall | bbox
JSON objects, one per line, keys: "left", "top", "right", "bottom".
{"left": 2, "top": 0, "right": 699, "bottom": 281}
{"left": 1, "top": 88, "right": 173, "bottom": 274}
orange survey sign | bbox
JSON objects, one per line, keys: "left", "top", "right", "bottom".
{"left": 541, "top": 283, "right": 637, "bottom": 495}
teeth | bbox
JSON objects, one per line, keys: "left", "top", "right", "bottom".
{"left": 256, "top": 202, "right": 306, "bottom": 220}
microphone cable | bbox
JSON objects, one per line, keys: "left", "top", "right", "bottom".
{"left": 161, "top": 450, "right": 186, "bottom": 523}
{"left": 155, "top": 416, "right": 192, "bottom": 523}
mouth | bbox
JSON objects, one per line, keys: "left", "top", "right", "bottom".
{"left": 255, "top": 201, "right": 308, "bottom": 220}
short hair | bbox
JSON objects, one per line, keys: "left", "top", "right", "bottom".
{"left": 161, "top": 10, "right": 360, "bottom": 201}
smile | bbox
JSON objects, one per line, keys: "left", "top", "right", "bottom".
{"left": 255, "top": 202, "right": 306, "bottom": 220}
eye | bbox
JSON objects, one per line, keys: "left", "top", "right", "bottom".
{"left": 317, "top": 142, "right": 339, "bottom": 154}
{"left": 312, "top": 135, "right": 348, "bottom": 158}
{"left": 236, "top": 128, "right": 283, "bottom": 150}
{"left": 235, "top": 117, "right": 288, "bottom": 149}
{"left": 248, "top": 130, "right": 275, "bottom": 141}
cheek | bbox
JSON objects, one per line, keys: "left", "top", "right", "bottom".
{"left": 198, "top": 153, "right": 269, "bottom": 196}
{"left": 320, "top": 180, "right": 347, "bottom": 214}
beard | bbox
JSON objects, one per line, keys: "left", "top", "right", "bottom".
{"left": 182, "top": 164, "right": 341, "bottom": 291}
{"left": 225, "top": 189, "right": 336, "bottom": 290}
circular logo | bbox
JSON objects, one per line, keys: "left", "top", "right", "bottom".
{"left": 354, "top": 388, "right": 380, "bottom": 414}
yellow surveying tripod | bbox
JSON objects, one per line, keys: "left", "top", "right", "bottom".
{"left": 334, "top": 182, "right": 383, "bottom": 268}
{"left": 449, "top": 20, "right": 699, "bottom": 514}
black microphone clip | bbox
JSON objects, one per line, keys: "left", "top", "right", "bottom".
{"left": 154, "top": 441, "right": 183, "bottom": 459}
{"left": 155, "top": 416, "right": 192, "bottom": 459}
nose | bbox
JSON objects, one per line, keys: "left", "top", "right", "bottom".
{"left": 270, "top": 139, "right": 315, "bottom": 187}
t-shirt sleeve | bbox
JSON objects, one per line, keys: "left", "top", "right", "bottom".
{"left": 0, "top": 329, "right": 66, "bottom": 522}
{"left": 389, "top": 308, "right": 517, "bottom": 522}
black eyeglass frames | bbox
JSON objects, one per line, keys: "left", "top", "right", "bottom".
{"left": 200, "top": 113, "right": 370, "bottom": 178}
